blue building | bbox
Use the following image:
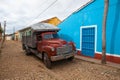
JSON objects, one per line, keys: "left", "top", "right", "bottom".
{"left": 58, "top": 0, "right": 120, "bottom": 63}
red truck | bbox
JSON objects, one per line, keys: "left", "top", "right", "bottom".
{"left": 22, "top": 23, "right": 76, "bottom": 68}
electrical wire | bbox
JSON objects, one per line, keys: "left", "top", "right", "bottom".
{"left": 25, "top": 0, "right": 58, "bottom": 27}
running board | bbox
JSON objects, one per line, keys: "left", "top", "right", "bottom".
{"left": 30, "top": 49, "right": 42, "bottom": 59}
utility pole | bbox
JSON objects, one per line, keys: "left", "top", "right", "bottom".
{"left": 0, "top": 22, "right": 3, "bottom": 53}
{"left": 101, "top": 0, "right": 109, "bottom": 64}
{"left": 13, "top": 27, "right": 15, "bottom": 40}
{"left": 0, "top": 23, "right": 2, "bottom": 41}
{"left": 3, "top": 21, "right": 6, "bottom": 42}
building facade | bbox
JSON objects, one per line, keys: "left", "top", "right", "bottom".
{"left": 5, "top": 34, "right": 12, "bottom": 40}
{"left": 58, "top": 0, "right": 120, "bottom": 63}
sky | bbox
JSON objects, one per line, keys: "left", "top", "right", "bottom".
{"left": 0, "top": 0, "right": 91, "bottom": 34}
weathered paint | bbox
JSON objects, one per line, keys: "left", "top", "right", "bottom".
{"left": 58, "top": 0, "right": 120, "bottom": 63}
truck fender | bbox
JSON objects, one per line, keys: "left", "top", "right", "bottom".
{"left": 42, "top": 46, "right": 54, "bottom": 57}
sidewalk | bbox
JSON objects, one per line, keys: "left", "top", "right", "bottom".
{"left": 75, "top": 55, "right": 120, "bottom": 69}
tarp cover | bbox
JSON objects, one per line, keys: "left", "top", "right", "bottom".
{"left": 30, "top": 23, "right": 60, "bottom": 31}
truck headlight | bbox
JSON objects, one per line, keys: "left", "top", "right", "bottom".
{"left": 51, "top": 47, "right": 55, "bottom": 51}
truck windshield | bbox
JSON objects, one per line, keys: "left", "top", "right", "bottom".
{"left": 44, "top": 33, "right": 59, "bottom": 39}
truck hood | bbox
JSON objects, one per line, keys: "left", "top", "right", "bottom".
{"left": 44, "top": 39, "right": 67, "bottom": 47}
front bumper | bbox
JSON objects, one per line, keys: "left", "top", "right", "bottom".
{"left": 50, "top": 51, "right": 76, "bottom": 61}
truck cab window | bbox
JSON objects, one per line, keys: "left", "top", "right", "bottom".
{"left": 53, "top": 34, "right": 59, "bottom": 38}
{"left": 44, "top": 33, "right": 59, "bottom": 40}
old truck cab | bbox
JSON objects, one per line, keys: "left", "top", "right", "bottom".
{"left": 22, "top": 23, "right": 76, "bottom": 68}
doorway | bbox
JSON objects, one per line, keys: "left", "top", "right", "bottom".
{"left": 80, "top": 25, "right": 97, "bottom": 57}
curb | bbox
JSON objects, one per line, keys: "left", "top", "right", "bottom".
{"left": 75, "top": 55, "right": 120, "bottom": 69}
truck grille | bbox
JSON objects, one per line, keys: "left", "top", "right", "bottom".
{"left": 57, "top": 45, "right": 72, "bottom": 55}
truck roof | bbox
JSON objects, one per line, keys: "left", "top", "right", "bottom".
{"left": 19, "top": 23, "right": 60, "bottom": 32}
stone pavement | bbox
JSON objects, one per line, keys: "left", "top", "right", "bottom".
{"left": 75, "top": 55, "right": 120, "bottom": 69}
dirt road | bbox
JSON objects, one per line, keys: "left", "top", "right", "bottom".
{"left": 0, "top": 41, "right": 120, "bottom": 80}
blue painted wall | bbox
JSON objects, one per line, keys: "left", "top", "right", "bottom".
{"left": 58, "top": 0, "right": 120, "bottom": 56}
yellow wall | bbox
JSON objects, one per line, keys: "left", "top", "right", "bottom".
{"left": 14, "top": 32, "right": 19, "bottom": 41}
{"left": 42, "top": 17, "right": 61, "bottom": 26}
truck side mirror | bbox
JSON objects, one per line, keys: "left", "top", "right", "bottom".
{"left": 37, "top": 36, "right": 42, "bottom": 41}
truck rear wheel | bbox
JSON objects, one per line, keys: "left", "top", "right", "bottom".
{"left": 43, "top": 53, "right": 51, "bottom": 69}
{"left": 25, "top": 46, "right": 31, "bottom": 56}
{"left": 68, "top": 56, "right": 74, "bottom": 61}
{"left": 25, "top": 49, "right": 31, "bottom": 55}
{"left": 22, "top": 44, "right": 26, "bottom": 50}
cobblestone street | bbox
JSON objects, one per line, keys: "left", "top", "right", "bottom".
{"left": 0, "top": 41, "right": 120, "bottom": 80}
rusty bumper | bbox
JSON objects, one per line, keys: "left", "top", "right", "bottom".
{"left": 50, "top": 51, "right": 76, "bottom": 61}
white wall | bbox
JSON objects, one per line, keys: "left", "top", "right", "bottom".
{"left": 6, "top": 36, "right": 12, "bottom": 40}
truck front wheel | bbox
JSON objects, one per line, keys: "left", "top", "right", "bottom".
{"left": 43, "top": 53, "right": 51, "bottom": 69}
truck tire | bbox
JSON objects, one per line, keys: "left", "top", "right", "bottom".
{"left": 43, "top": 53, "right": 51, "bottom": 69}
{"left": 25, "top": 46, "right": 31, "bottom": 56}
{"left": 68, "top": 56, "right": 74, "bottom": 61}
{"left": 22, "top": 44, "right": 25, "bottom": 50}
